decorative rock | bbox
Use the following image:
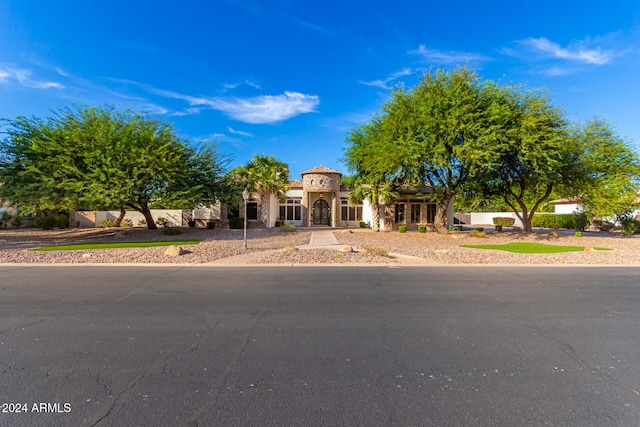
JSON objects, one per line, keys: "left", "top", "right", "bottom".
{"left": 164, "top": 246, "right": 185, "bottom": 257}
{"left": 450, "top": 234, "right": 467, "bottom": 239}
{"left": 81, "top": 253, "right": 91, "bottom": 259}
{"left": 282, "top": 246, "right": 298, "bottom": 252}
{"left": 435, "top": 249, "right": 449, "bottom": 253}
{"left": 339, "top": 246, "right": 353, "bottom": 253}
{"left": 584, "top": 247, "right": 594, "bottom": 252}
{"left": 340, "top": 229, "right": 354, "bottom": 234}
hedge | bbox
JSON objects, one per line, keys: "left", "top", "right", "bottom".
{"left": 531, "top": 214, "right": 576, "bottom": 229}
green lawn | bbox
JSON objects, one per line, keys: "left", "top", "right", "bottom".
{"left": 31, "top": 240, "right": 203, "bottom": 251}
{"left": 460, "top": 242, "right": 613, "bottom": 254}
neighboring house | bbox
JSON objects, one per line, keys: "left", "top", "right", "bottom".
{"left": 549, "top": 198, "right": 581, "bottom": 214}
{"left": 231, "top": 165, "right": 453, "bottom": 230}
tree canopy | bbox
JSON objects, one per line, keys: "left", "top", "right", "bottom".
{"left": 0, "top": 106, "right": 233, "bottom": 229}
{"left": 343, "top": 66, "right": 640, "bottom": 233}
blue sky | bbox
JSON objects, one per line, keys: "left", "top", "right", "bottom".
{"left": 1, "top": 1, "right": 639, "bottom": 179}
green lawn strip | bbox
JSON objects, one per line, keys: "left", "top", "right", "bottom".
{"left": 460, "top": 242, "right": 613, "bottom": 254}
{"left": 31, "top": 240, "right": 203, "bottom": 251}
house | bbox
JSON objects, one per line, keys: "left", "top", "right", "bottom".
{"left": 70, "top": 165, "right": 454, "bottom": 229}
{"left": 221, "top": 165, "right": 453, "bottom": 230}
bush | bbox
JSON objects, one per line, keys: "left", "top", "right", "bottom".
{"left": 275, "top": 220, "right": 283, "bottom": 227}
{"left": 597, "top": 220, "right": 615, "bottom": 232}
{"left": 575, "top": 231, "right": 582, "bottom": 237}
{"left": 469, "top": 230, "right": 486, "bottom": 238}
{"left": 229, "top": 217, "right": 246, "bottom": 229}
{"left": 361, "top": 245, "right": 388, "bottom": 257}
{"left": 11, "top": 216, "right": 23, "bottom": 228}
{"left": 280, "top": 224, "right": 296, "bottom": 232}
{"left": 621, "top": 218, "right": 640, "bottom": 236}
{"left": 475, "top": 227, "right": 484, "bottom": 232}
{"left": 188, "top": 220, "right": 196, "bottom": 228}
{"left": 532, "top": 214, "right": 576, "bottom": 229}
{"left": 206, "top": 221, "right": 216, "bottom": 229}
{"left": 398, "top": 225, "right": 407, "bottom": 233}
{"left": 121, "top": 218, "right": 133, "bottom": 227}
{"left": 495, "top": 225, "right": 503, "bottom": 232}
{"left": 100, "top": 219, "right": 117, "bottom": 228}
{"left": 359, "top": 221, "right": 368, "bottom": 228}
{"left": 573, "top": 213, "right": 588, "bottom": 232}
{"left": 35, "top": 216, "right": 58, "bottom": 230}
{"left": 162, "top": 227, "right": 182, "bottom": 236}
{"left": 56, "top": 214, "right": 69, "bottom": 229}
{"left": 418, "top": 225, "right": 427, "bottom": 233}
{"left": 492, "top": 217, "right": 515, "bottom": 227}
{"left": 138, "top": 219, "right": 147, "bottom": 226}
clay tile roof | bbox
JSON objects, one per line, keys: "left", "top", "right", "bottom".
{"left": 300, "top": 165, "right": 342, "bottom": 175}
{"left": 288, "top": 179, "right": 303, "bottom": 188}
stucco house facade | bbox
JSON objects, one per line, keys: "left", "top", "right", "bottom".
{"left": 227, "top": 165, "right": 454, "bottom": 230}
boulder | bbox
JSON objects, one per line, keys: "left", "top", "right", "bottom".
{"left": 164, "top": 246, "right": 185, "bottom": 257}
{"left": 339, "top": 246, "right": 353, "bottom": 253}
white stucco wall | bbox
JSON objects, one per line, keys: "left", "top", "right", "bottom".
{"left": 553, "top": 203, "right": 580, "bottom": 214}
{"left": 470, "top": 212, "right": 524, "bottom": 228}
{"left": 193, "top": 203, "right": 221, "bottom": 220}
{"left": 76, "top": 209, "right": 183, "bottom": 227}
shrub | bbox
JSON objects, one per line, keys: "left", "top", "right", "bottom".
{"left": 229, "top": 217, "right": 245, "bottom": 229}
{"left": 475, "top": 227, "right": 484, "bottom": 232}
{"left": 100, "top": 219, "right": 117, "bottom": 228}
{"left": 418, "top": 225, "right": 427, "bottom": 233}
{"left": 206, "top": 221, "right": 216, "bottom": 229}
{"left": 280, "top": 224, "right": 296, "bottom": 232}
{"left": 597, "top": 221, "right": 615, "bottom": 232}
{"left": 574, "top": 231, "right": 582, "bottom": 237}
{"left": 275, "top": 220, "right": 283, "bottom": 227}
{"left": 359, "top": 221, "right": 368, "bottom": 228}
{"left": 121, "top": 218, "right": 133, "bottom": 227}
{"left": 573, "top": 213, "right": 588, "bottom": 232}
{"left": 188, "top": 220, "right": 196, "bottom": 228}
{"left": 35, "top": 216, "right": 58, "bottom": 230}
{"left": 532, "top": 214, "right": 576, "bottom": 229}
{"left": 138, "top": 219, "right": 147, "bottom": 226}
{"left": 0, "top": 212, "right": 12, "bottom": 228}
{"left": 469, "top": 230, "right": 486, "bottom": 238}
{"left": 492, "top": 217, "right": 515, "bottom": 227}
{"left": 398, "top": 225, "right": 407, "bottom": 233}
{"left": 361, "top": 245, "right": 388, "bottom": 257}
{"left": 162, "top": 227, "right": 182, "bottom": 236}
{"left": 621, "top": 218, "right": 640, "bottom": 236}
{"left": 495, "top": 225, "right": 503, "bottom": 232}
{"left": 56, "top": 214, "right": 69, "bottom": 229}
{"left": 11, "top": 216, "right": 23, "bottom": 228}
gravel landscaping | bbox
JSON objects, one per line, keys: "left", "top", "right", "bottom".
{"left": 1, "top": 227, "right": 639, "bottom": 265}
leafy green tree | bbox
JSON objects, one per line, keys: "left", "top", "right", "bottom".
{"left": 473, "top": 85, "right": 571, "bottom": 232}
{"left": 569, "top": 118, "right": 640, "bottom": 220}
{"left": 233, "top": 155, "right": 289, "bottom": 224}
{"left": 381, "top": 66, "right": 504, "bottom": 233}
{"left": 0, "top": 106, "right": 232, "bottom": 229}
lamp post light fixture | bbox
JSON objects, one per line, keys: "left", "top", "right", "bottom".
{"left": 242, "top": 188, "right": 249, "bottom": 250}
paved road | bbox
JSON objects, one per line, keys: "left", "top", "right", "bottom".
{"left": 0, "top": 265, "right": 639, "bottom": 426}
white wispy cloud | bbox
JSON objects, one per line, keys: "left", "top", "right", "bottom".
{"left": 228, "top": 127, "right": 254, "bottom": 137}
{"left": 0, "top": 66, "right": 65, "bottom": 89}
{"left": 113, "top": 79, "right": 319, "bottom": 123}
{"left": 517, "top": 37, "right": 616, "bottom": 65}
{"left": 209, "top": 92, "right": 319, "bottom": 124}
{"left": 359, "top": 68, "right": 412, "bottom": 89}
{"left": 55, "top": 67, "right": 69, "bottom": 77}
{"left": 409, "top": 45, "right": 490, "bottom": 64}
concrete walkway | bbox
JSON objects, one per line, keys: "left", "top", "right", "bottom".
{"left": 307, "top": 230, "right": 340, "bottom": 247}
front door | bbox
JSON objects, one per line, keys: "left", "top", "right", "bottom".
{"left": 312, "top": 199, "right": 330, "bottom": 225}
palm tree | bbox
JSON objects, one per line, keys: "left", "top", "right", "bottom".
{"left": 348, "top": 179, "right": 398, "bottom": 231}
{"left": 234, "top": 155, "right": 289, "bottom": 225}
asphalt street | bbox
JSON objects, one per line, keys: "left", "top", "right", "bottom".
{"left": 0, "top": 265, "right": 639, "bottom": 426}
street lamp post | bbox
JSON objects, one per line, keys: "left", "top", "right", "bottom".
{"left": 242, "top": 188, "right": 249, "bottom": 250}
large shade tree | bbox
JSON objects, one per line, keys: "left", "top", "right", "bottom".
{"left": 0, "top": 106, "right": 232, "bottom": 229}
{"left": 378, "top": 66, "right": 505, "bottom": 233}
{"left": 233, "top": 155, "right": 289, "bottom": 224}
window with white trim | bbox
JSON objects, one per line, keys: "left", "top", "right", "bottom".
{"left": 279, "top": 199, "right": 301, "bottom": 221}
{"left": 341, "top": 199, "right": 362, "bottom": 221}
